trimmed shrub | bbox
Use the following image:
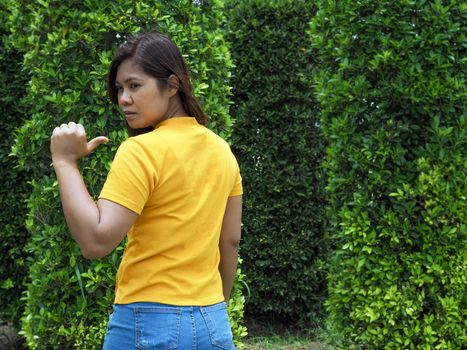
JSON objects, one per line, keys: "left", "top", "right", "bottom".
{"left": 7, "top": 0, "right": 245, "bottom": 348}
{"left": 310, "top": 0, "right": 466, "bottom": 348}
{"left": 0, "top": 0, "right": 30, "bottom": 327}
{"left": 227, "top": 0, "right": 327, "bottom": 323}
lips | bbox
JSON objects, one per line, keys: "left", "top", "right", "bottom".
{"left": 124, "top": 111, "right": 137, "bottom": 121}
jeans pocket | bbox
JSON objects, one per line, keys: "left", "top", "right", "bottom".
{"left": 201, "top": 303, "right": 234, "bottom": 349}
{"left": 134, "top": 307, "right": 181, "bottom": 350}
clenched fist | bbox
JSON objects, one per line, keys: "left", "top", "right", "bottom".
{"left": 50, "top": 122, "right": 109, "bottom": 164}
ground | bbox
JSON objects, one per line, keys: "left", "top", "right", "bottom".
{"left": 242, "top": 313, "right": 334, "bottom": 350}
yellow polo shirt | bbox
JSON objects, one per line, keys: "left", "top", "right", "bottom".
{"left": 99, "top": 117, "right": 242, "bottom": 305}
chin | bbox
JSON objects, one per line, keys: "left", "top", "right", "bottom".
{"left": 127, "top": 121, "right": 144, "bottom": 129}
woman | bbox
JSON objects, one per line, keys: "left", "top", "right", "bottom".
{"left": 50, "top": 32, "right": 242, "bottom": 349}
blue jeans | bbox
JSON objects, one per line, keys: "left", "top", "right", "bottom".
{"left": 102, "top": 301, "right": 235, "bottom": 350}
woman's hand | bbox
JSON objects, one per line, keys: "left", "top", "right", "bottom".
{"left": 50, "top": 122, "right": 109, "bottom": 165}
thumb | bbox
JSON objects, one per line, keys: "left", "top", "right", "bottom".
{"left": 86, "top": 136, "right": 109, "bottom": 154}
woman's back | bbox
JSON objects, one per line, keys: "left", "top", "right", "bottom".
{"left": 100, "top": 117, "right": 242, "bottom": 305}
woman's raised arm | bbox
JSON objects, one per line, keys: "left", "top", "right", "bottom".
{"left": 51, "top": 122, "right": 137, "bottom": 259}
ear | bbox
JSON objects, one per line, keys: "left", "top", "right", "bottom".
{"left": 167, "top": 74, "right": 180, "bottom": 96}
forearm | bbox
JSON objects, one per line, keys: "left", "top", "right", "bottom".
{"left": 218, "top": 195, "right": 242, "bottom": 301}
{"left": 219, "top": 240, "right": 239, "bottom": 301}
{"left": 53, "top": 160, "right": 101, "bottom": 257}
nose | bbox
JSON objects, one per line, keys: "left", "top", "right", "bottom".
{"left": 118, "top": 89, "right": 132, "bottom": 106}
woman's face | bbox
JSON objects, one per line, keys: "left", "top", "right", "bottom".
{"left": 115, "top": 58, "right": 172, "bottom": 129}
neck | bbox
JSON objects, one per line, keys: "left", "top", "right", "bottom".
{"left": 165, "top": 94, "right": 188, "bottom": 120}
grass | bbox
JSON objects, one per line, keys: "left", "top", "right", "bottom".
{"left": 243, "top": 335, "right": 331, "bottom": 350}
{"left": 241, "top": 313, "right": 341, "bottom": 350}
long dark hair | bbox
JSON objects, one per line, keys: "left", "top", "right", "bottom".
{"left": 108, "top": 32, "right": 207, "bottom": 136}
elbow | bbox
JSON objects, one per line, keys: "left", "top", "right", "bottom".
{"left": 78, "top": 227, "right": 114, "bottom": 259}
{"left": 229, "top": 237, "right": 241, "bottom": 249}
{"left": 220, "top": 235, "right": 241, "bottom": 251}
{"left": 80, "top": 244, "right": 109, "bottom": 260}
{"left": 81, "top": 248, "right": 102, "bottom": 260}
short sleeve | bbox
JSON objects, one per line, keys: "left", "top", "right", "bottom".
{"left": 99, "top": 139, "right": 157, "bottom": 214}
{"left": 229, "top": 156, "right": 243, "bottom": 197}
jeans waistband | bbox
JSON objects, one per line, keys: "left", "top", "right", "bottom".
{"left": 114, "top": 301, "right": 227, "bottom": 312}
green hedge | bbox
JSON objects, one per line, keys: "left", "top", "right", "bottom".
{"left": 310, "top": 0, "right": 466, "bottom": 348}
{"left": 7, "top": 0, "right": 245, "bottom": 348}
{"left": 227, "top": 0, "right": 327, "bottom": 322}
{"left": 0, "top": 1, "right": 30, "bottom": 327}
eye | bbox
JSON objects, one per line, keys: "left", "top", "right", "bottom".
{"left": 130, "top": 83, "right": 140, "bottom": 89}
{"left": 116, "top": 85, "right": 123, "bottom": 93}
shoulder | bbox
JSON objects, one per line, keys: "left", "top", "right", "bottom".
{"left": 121, "top": 130, "right": 165, "bottom": 152}
{"left": 203, "top": 127, "right": 232, "bottom": 150}
{"left": 117, "top": 137, "right": 144, "bottom": 153}
{"left": 203, "top": 129, "right": 240, "bottom": 167}
{"left": 127, "top": 130, "right": 160, "bottom": 144}
{"left": 115, "top": 135, "right": 154, "bottom": 161}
